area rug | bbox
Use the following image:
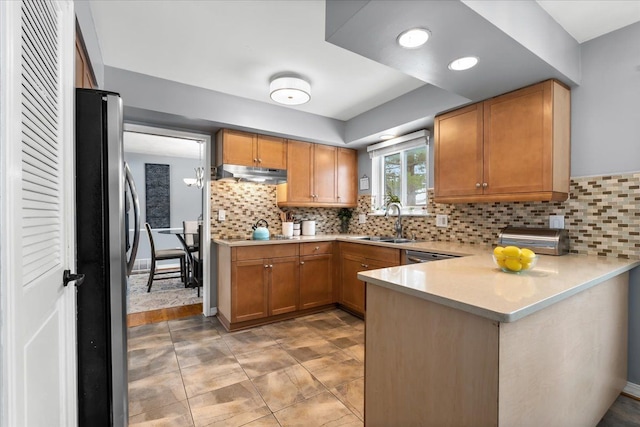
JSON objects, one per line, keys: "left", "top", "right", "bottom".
{"left": 127, "top": 273, "right": 202, "bottom": 314}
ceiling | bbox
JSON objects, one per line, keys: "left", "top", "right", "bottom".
{"left": 89, "top": 0, "right": 640, "bottom": 139}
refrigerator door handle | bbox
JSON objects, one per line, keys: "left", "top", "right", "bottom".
{"left": 125, "top": 162, "right": 141, "bottom": 276}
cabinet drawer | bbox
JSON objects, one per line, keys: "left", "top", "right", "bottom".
{"left": 234, "top": 244, "right": 299, "bottom": 261}
{"left": 339, "top": 242, "right": 400, "bottom": 264}
{"left": 300, "top": 241, "right": 333, "bottom": 256}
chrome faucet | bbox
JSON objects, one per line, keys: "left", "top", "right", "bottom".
{"left": 385, "top": 202, "right": 403, "bottom": 239}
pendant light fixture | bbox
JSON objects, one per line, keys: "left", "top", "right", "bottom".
{"left": 270, "top": 75, "right": 311, "bottom": 105}
{"left": 183, "top": 140, "right": 205, "bottom": 189}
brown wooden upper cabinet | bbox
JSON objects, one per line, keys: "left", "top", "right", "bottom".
{"left": 277, "top": 140, "right": 357, "bottom": 207}
{"left": 216, "top": 129, "right": 287, "bottom": 170}
{"left": 434, "top": 79, "right": 570, "bottom": 203}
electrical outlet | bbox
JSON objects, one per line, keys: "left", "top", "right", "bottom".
{"left": 436, "top": 214, "right": 448, "bottom": 228}
{"left": 358, "top": 214, "right": 367, "bottom": 224}
{"left": 218, "top": 209, "right": 226, "bottom": 221}
{"left": 549, "top": 214, "right": 564, "bottom": 229}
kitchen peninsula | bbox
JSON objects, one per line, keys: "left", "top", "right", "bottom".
{"left": 358, "top": 253, "right": 639, "bottom": 426}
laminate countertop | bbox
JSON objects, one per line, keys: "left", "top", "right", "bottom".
{"left": 214, "top": 234, "right": 639, "bottom": 323}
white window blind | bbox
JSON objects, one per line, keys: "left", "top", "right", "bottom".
{"left": 367, "top": 129, "right": 429, "bottom": 159}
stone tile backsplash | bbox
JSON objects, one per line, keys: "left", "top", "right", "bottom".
{"left": 211, "top": 172, "right": 640, "bottom": 259}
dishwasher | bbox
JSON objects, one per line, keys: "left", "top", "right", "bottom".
{"left": 404, "top": 250, "right": 458, "bottom": 264}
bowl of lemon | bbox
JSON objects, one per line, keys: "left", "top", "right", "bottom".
{"left": 493, "top": 246, "right": 538, "bottom": 273}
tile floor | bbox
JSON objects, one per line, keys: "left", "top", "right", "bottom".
{"left": 128, "top": 309, "right": 640, "bottom": 427}
{"left": 128, "top": 309, "right": 364, "bottom": 426}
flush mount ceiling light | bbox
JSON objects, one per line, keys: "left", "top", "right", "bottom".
{"left": 397, "top": 28, "right": 430, "bottom": 48}
{"left": 448, "top": 56, "right": 479, "bottom": 71}
{"left": 270, "top": 76, "right": 311, "bottom": 105}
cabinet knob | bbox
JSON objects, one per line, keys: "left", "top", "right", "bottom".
{"left": 258, "top": 158, "right": 262, "bottom": 163}
{"left": 364, "top": 264, "right": 369, "bottom": 268}
{"left": 482, "top": 182, "right": 488, "bottom": 188}
{"left": 314, "top": 246, "right": 320, "bottom": 251}
{"left": 269, "top": 264, "right": 273, "bottom": 268}
{"left": 264, "top": 265, "right": 269, "bottom": 268}
{"left": 476, "top": 183, "right": 481, "bottom": 188}
{"left": 300, "top": 261, "right": 305, "bottom": 265}
{"left": 254, "top": 158, "right": 258, "bottom": 163}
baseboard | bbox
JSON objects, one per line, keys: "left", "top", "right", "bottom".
{"left": 623, "top": 381, "right": 640, "bottom": 399}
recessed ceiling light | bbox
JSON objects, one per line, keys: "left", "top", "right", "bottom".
{"left": 448, "top": 56, "right": 479, "bottom": 71}
{"left": 397, "top": 28, "right": 430, "bottom": 49}
{"left": 380, "top": 134, "right": 395, "bottom": 140}
{"left": 270, "top": 76, "right": 311, "bottom": 105}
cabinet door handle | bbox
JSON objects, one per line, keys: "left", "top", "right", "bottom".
{"left": 264, "top": 264, "right": 269, "bottom": 268}
{"left": 269, "top": 264, "right": 273, "bottom": 268}
{"left": 482, "top": 182, "right": 488, "bottom": 188}
{"left": 254, "top": 158, "right": 258, "bottom": 163}
{"left": 258, "top": 158, "right": 262, "bottom": 163}
{"left": 476, "top": 183, "right": 481, "bottom": 188}
{"left": 300, "top": 261, "right": 305, "bottom": 265}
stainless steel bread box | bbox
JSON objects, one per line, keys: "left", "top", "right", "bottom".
{"left": 498, "top": 227, "right": 569, "bottom": 256}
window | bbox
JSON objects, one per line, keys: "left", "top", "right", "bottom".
{"left": 368, "top": 131, "right": 429, "bottom": 212}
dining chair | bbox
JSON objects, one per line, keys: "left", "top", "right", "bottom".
{"left": 191, "top": 223, "right": 204, "bottom": 297}
{"left": 183, "top": 220, "right": 199, "bottom": 253}
{"left": 144, "top": 223, "right": 187, "bottom": 292}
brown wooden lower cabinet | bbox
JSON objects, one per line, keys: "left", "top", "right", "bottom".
{"left": 338, "top": 243, "right": 401, "bottom": 316}
{"left": 220, "top": 243, "right": 336, "bottom": 331}
{"left": 219, "top": 241, "right": 399, "bottom": 330}
{"left": 232, "top": 259, "right": 269, "bottom": 323}
{"left": 340, "top": 254, "right": 368, "bottom": 314}
{"left": 270, "top": 256, "right": 299, "bottom": 316}
{"left": 299, "top": 253, "right": 333, "bottom": 309}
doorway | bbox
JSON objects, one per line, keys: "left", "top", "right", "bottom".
{"left": 123, "top": 124, "right": 212, "bottom": 322}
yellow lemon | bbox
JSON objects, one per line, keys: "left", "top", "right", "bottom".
{"left": 520, "top": 248, "right": 536, "bottom": 261}
{"left": 502, "top": 246, "right": 522, "bottom": 258}
{"left": 496, "top": 258, "right": 507, "bottom": 268}
{"left": 493, "top": 246, "right": 504, "bottom": 256}
{"left": 521, "top": 261, "right": 532, "bottom": 270}
{"left": 505, "top": 258, "right": 523, "bottom": 272}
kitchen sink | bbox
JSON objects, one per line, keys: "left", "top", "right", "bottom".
{"left": 358, "top": 236, "right": 418, "bottom": 244}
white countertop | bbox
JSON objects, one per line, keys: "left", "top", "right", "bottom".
{"left": 213, "top": 234, "right": 639, "bottom": 323}
{"left": 359, "top": 252, "right": 639, "bottom": 323}
{"left": 213, "top": 234, "right": 483, "bottom": 256}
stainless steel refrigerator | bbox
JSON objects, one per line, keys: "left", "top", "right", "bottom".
{"left": 75, "top": 89, "right": 140, "bottom": 426}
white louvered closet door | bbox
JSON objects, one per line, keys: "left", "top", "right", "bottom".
{"left": 0, "top": 1, "right": 77, "bottom": 426}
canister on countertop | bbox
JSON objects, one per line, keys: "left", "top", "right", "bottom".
{"left": 498, "top": 227, "right": 569, "bottom": 255}
{"left": 302, "top": 220, "right": 316, "bottom": 236}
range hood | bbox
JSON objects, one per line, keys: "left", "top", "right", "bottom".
{"left": 214, "top": 164, "right": 287, "bottom": 184}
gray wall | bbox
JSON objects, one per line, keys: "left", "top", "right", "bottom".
{"left": 571, "top": 22, "right": 640, "bottom": 178}
{"left": 125, "top": 152, "right": 203, "bottom": 264}
{"left": 571, "top": 23, "right": 640, "bottom": 384}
